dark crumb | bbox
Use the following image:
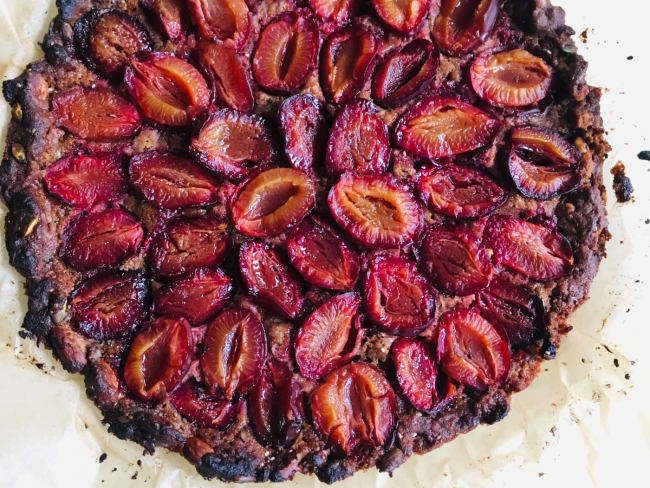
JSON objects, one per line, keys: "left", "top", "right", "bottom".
{"left": 18, "top": 330, "right": 28, "bottom": 339}
{"left": 131, "top": 472, "right": 138, "bottom": 480}
{"left": 627, "top": 55, "right": 634, "bottom": 60}
{"left": 111, "top": 468, "right": 117, "bottom": 473}
{"left": 539, "top": 473, "right": 545, "bottom": 477}
{"left": 579, "top": 29, "right": 588, "bottom": 42}
{"left": 613, "top": 358, "right": 619, "bottom": 367}
{"left": 137, "top": 460, "right": 142, "bottom": 467}
{"left": 625, "top": 373, "right": 630, "bottom": 380}
{"left": 610, "top": 162, "right": 634, "bottom": 202}
{"left": 638, "top": 151, "right": 650, "bottom": 161}
{"left": 99, "top": 453, "right": 107, "bottom": 463}
{"left": 35, "top": 362, "right": 44, "bottom": 370}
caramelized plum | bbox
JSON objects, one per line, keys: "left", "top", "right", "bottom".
{"left": 506, "top": 127, "right": 581, "bottom": 199}
{"left": 187, "top": 0, "right": 251, "bottom": 50}
{"left": 308, "top": 0, "right": 355, "bottom": 23}
{"left": 320, "top": 26, "right": 378, "bottom": 104}
{"left": 192, "top": 109, "right": 276, "bottom": 181}
{"left": 416, "top": 164, "right": 506, "bottom": 218}
{"left": 364, "top": 255, "right": 435, "bottom": 336}
{"left": 278, "top": 94, "right": 328, "bottom": 173}
{"left": 477, "top": 279, "right": 545, "bottom": 348}
{"left": 44, "top": 152, "right": 126, "bottom": 208}
{"left": 194, "top": 40, "right": 254, "bottom": 112}
{"left": 149, "top": 216, "right": 229, "bottom": 278}
{"left": 287, "top": 215, "right": 360, "bottom": 291}
{"left": 470, "top": 49, "right": 553, "bottom": 108}
{"left": 169, "top": 381, "right": 237, "bottom": 429}
{"left": 394, "top": 96, "right": 500, "bottom": 158}
{"left": 436, "top": 308, "right": 510, "bottom": 390}
{"left": 71, "top": 271, "right": 148, "bottom": 340}
{"left": 129, "top": 151, "right": 220, "bottom": 209}
{"left": 253, "top": 11, "right": 320, "bottom": 95}
{"left": 328, "top": 173, "right": 422, "bottom": 248}
{"left": 247, "top": 359, "right": 304, "bottom": 446}
{"left": 141, "top": 0, "right": 188, "bottom": 42}
{"left": 124, "top": 51, "right": 210, "bottom": 126}
{"left": 433, "top": 0, "right": 499, "bottom": 55}
{"left": 390, "top": 338, "right": 456, "bottom": 413}
{"left": 419, "top": 224, "right": 492, "bottom": 296}
{"left": 201, "top": 307, "right": 267, "bottom": 399}
{"left": 295, "top": 293, "right": 365, "bottom": 379}
{"left": 52, "top": 87, "right": 141, "bottom": 141}
{"left": 483, "top": 215, "right": 574, "bottom": 281}
{"left": 239, "top": 241, "right": 304, "bottom": 319}
{"left": 310, "top": 362, "right": 396, "bottom": 454}
{"left": 124, "top": 316, "right": 192, "bottom": 401}
{"left": 61, "top": 209, "right": 143, "bottom": 271}
{"left": 325, "top": 100, "right": 390, "bottom": 176}
{"left": 372, "top": 39, "right": 439, "bottom": 108}
{"left": 230, "top": 168, "right": 315, "bottom": 237}
{"left": 153, "top": 268, "right": 232, "bottom": 326}
{"left": 371, "top": 0, "right": 431, "bottom": 34}
{"left": 74, "top": 9, "right": 151, "bottom": 78}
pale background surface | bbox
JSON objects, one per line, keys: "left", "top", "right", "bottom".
{"left": 0, "top": 1, "right": 648, "bottom": 487}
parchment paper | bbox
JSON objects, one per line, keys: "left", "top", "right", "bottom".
{"left": 1, "top": 1, "right": 649, "bottom": 486}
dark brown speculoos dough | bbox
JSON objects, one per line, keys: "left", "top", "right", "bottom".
{"left": 0, "top": 0, "right": 609, "bottom": 483}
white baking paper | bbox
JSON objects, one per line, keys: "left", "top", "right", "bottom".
{"left": 1, "top": 0, "right": 649, "bottom": 486}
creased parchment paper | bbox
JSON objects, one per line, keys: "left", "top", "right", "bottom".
{"left": 1, "top": 1, "right": 649, "bottom": 486}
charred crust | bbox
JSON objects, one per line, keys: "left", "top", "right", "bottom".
{"left": 5, "top": 191, "right": 40, "bottom": 276}
{"left": 316, "top": 459, "right": 353, "bottom": 485}
{"left": 57, "top": 0, "right": 94, "bottom": 22}
{"left": 197, "top": 452, "right": 257, "bottom": 482}
{"left": 2, "top": 78, "right": 25, "bottom": 105}
{"left": 104, "top": 409, "right": 185, "bottom": 454}
{"left": 22, "top": 279, "right": 55, "bottom": 337}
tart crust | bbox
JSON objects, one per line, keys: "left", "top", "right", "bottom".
{"left": 0, "top": 0, "right": 609, "bottom": 483}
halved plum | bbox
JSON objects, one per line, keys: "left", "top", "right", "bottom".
{"left": 419, "top": 224, "right": 492, "bottom": 296}
{"left": 470, "top": 49, "right": 553, "bottom": 108}
{"left": 320, "top": 26, "right": 378, "bottom": 104}
{"left": 416, "top": 164, "right": 506, "bottom": 218}
{"left": 252, "top": 11, "right": 320, "bottom": 95}
{"left": 372, "top": 39, "right": 439, "bottom": 108}
{"left": 310, "top": 362, "right": 396, "bottom": 454}
{"left": 394, "top": 96, "right": 500, "bottom": 158}
{"left": 278, "top": 94, "right": 328, "bottom": 173}
{"left": 200, "top": 307, "right": 267, "bottom": 399}
{"left": 52, "top": 87, "right": 141, "bottom": 141}
{"left": 506, "top": 127, "right": 582, "bottom": 200}
{"left": 193, "top": 40, "right": 254, "bottom": 112}
{"left": 390, "top": 337, "right": 457, "bottom": 413}
{"left": 230, "top": 168, "right": 316, "bottom": 237}
{"left": 364, "top": 255, "right": 435, "bottom": 336}
{"left": 286, "top": 215, "right": 360, "bottom": 291}
{"left": 483, "top": 215, "right": 574, "bottom": 281}
{"left": 61, "top": 209, "right": 144, "bottom": 271}
{"left": 153, "top": 268, "right": 232, "bottom": 326}
{"left": 123, "top": 316, "right": 192, "bottom": 401}
{"left": 70, "top": 271, "right": 148, "bottom": 340}
{"left": 187, "top": 0, "right": 251, "bottom": 50}
{"left": 129, "top": 151, "right": 220, "bottom": 209}
{"left": 433, "top": 0, "right": 499, "bottom": 56}
{"left": 436, "top": 308, "right": 510, "bottom": 390}
{"left": 141, "top": 0, "right": 188, "bottom": 42}
{"left": 477, "top": 279, "right": 545, "bottom": 348}
{"left": 295, "top": 293, "right": 365, "bottom": 379}
{"left": 124, "top": 51, "right": 210, "bottom": 126}
{"left": 148, "top": 216, "right": 229, "bottom": 278}
{"left": 325, "top": 100, "right": 390, "bottom": 176}
{"left": 44, "top": 152, "right": 127, "bottom": 208}
{"left": 328, "top": 173, "right": 422, "bottom": 248}
{"left": 371, "top": 0, "right": 431, "bottom": 34}
{"left": 74, "top": 9, "right": 151, "bottom": 78}
{"left": 247, "top": 359, "right": 304, "bottom": 446}
{"left": 169, "top": 381, "right": 237, "bottom": 429}
{"left": 192, "top": 109, "right": 277, "bottom": 181}
{"left": 239, "top": 241, "right": 304, "bottom": 319}
{"left": 308, "top": 0, "right": 355, "bottom": 24}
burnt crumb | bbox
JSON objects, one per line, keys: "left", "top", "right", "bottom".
{"left": 541, "top": 338, "right": 557, "bottom": 360}
{"left": 625, "top": 373, "right": 630, "bottom": 380}
{"left": 98, "top": 453, "right": 107, "bottom": 463}
{"left": 111, "top": 468, "right": 117, "bottom": 473}
{"left": 197, "top": 453, "right": 256, "bottom": 481}
{"left": 613, "top": 358, "right": 619, "bottom": 367}
{"left": 137, "top": 459, "right": 142, "bottom": 467}
{"left": 131, "top": 472, "right": 138, "bottom": 480}
{"left": 638, "top": 151, "right": 650, "bottom": 161}
{"left": 317, "top": 460, "right": 352, "bottom": 485}
{"left": 579, "top": 29, "right": 588, "bottom": 43}
{"left": 627, "top": 56, "right": 634, "bottom": 60}
{"left": 610, "top": 162, "right": 634, "bottom": 202}
{"left": 35, "top": 362, "right": 45, "bottom": 370}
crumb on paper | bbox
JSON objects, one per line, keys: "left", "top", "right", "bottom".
{"left": 638, "top": 151, "right": 650, "bottom": 161}
{"left": 610, "top": 161, "right": 634, "bottom": 202}
{"left": 99, "top": 453, "right": 107, "bottom": 463}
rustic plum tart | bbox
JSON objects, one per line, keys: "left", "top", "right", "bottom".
{"left": 0, "top": 0, "right": 609, "bottom": 483}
